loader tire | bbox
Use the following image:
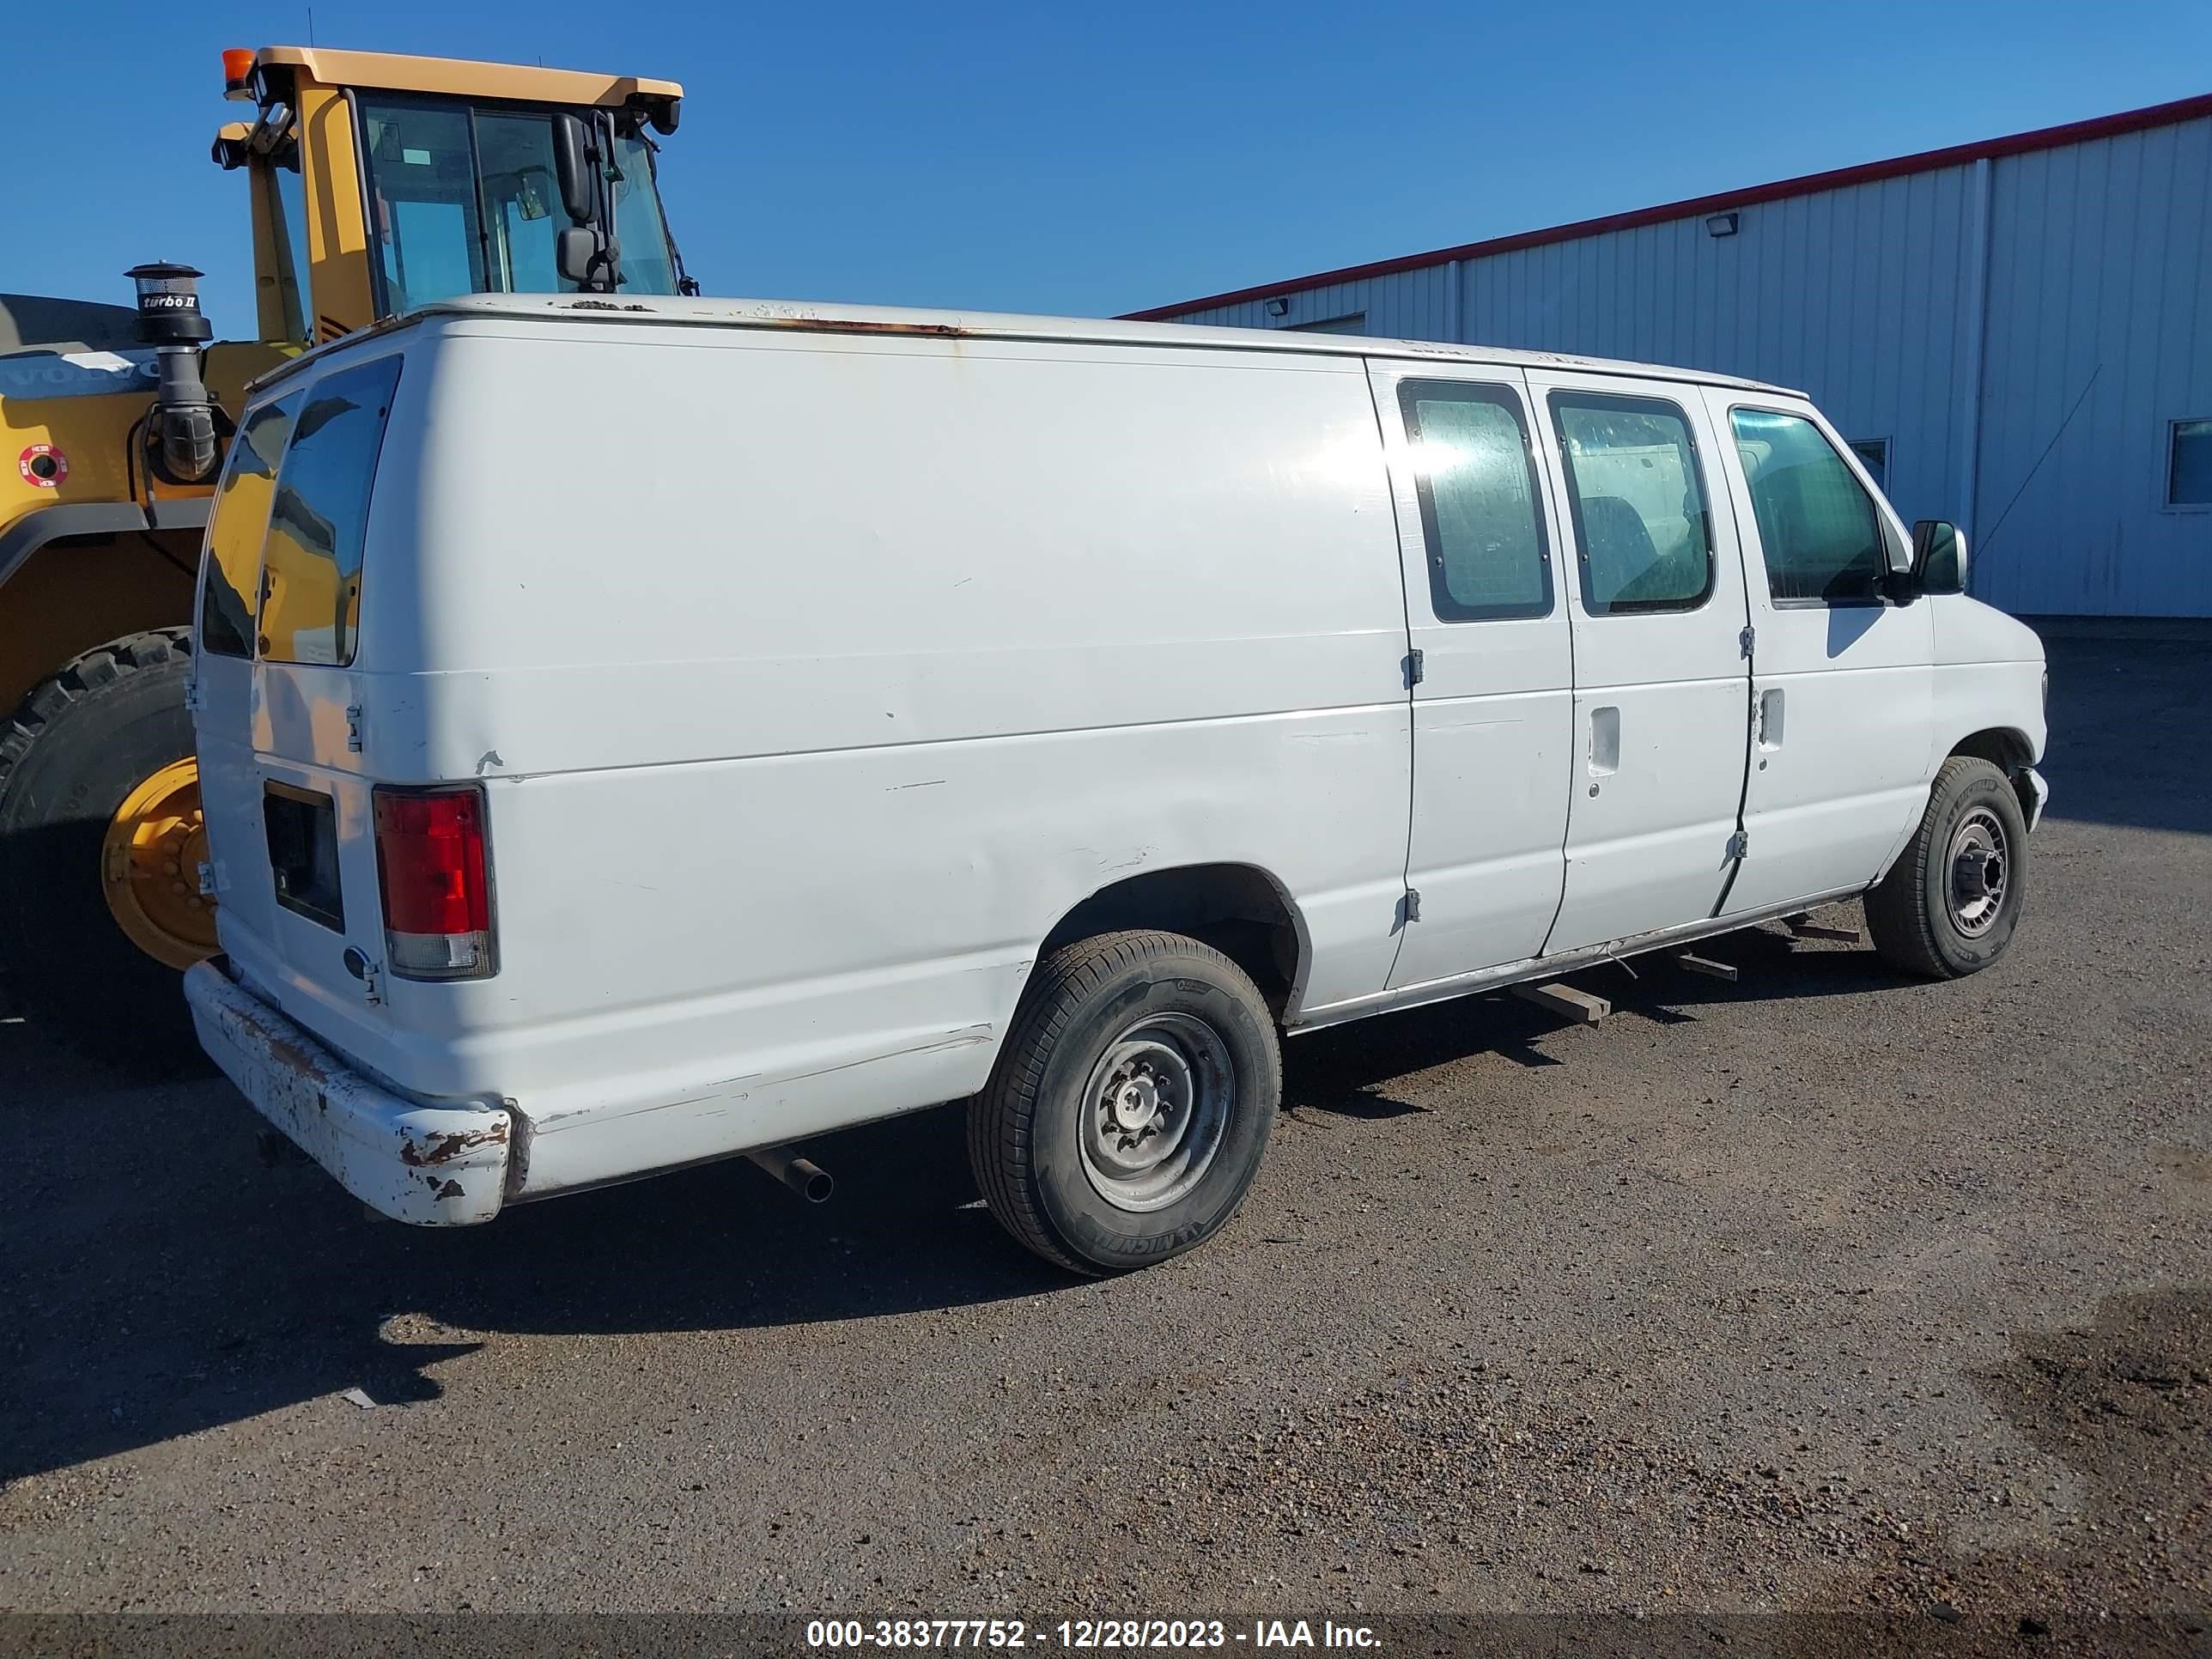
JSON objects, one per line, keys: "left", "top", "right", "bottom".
{"left": 0, "top": 629, "right": 208, "bottom": 1069}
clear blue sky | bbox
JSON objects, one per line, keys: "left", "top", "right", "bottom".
{"left": 9, "top": 1, "right": 2210, "bottom": 336}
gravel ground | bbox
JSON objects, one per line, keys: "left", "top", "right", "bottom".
{"left": 1, "top": 632, "right": 2205, "bottom": 1650}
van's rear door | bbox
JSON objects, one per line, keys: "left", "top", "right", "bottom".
{"left": 194, "top": 355, "right": 404, "bottom": 1039}
{"left": 194, "top": 392, "right": 300, "bottom": 964}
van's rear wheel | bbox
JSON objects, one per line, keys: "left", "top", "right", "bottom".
{"left": 1865, "top": 755, "right": 2029, "bottom": 979}
{"left": 968, "top": 931, "right": 1280, "bottom": 1273}
{"left": 0, "top": 629, "right": 208, "bottom": 1065}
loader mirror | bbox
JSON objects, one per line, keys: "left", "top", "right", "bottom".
{"left": 551, "top": 114, "right": 596, "bottom": 227}
{"left": 556, "top": 226, "right": 602, "bottom": 287}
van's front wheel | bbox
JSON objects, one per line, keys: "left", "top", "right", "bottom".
{"left": 969, "top": 931, "right": 1279, "bottom": 1273}
{"left": 1865, "top": 755, "right": 2029, "bottom": 978}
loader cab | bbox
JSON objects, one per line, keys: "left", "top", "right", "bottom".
{"left": 211, "top": 46, "right": 689, "bottom": 348}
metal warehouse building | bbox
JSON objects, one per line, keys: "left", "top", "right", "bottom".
{"left": 1130, "top": 95, "right": 2212, "bottom": 617}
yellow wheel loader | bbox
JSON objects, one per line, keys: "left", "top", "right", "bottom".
{"left": 0, "top": 46, "right": 689, "bottom": 1060}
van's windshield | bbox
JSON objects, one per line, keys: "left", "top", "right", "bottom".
{"left": 357, "top": 96, "right": 681, "bottom": 312}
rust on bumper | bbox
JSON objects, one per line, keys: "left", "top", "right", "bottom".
{"left": 185, "top": 960, "right": 512, "bottom": 1225}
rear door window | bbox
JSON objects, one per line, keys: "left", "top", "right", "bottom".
{"left": 199, "top": 395, "right": 301, "bottom": 659}
{"left": 259, "top": 356, "right": 403, "bottom": 666}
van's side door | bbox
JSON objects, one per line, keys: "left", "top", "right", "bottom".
{"left": 1525, "top": 371, "right": 1753, "bottom": 953}
{"left": 1698, "top": 392, "right": 1936, "bottom": 915}
{"left": 1367, "top": 365, "right": 1575, "bottom": 992}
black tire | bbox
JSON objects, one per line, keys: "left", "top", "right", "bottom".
{"left": 0, "top": 628, "right": 203, "bottom": 1066}
{"left": 1865, "top": 755, "right": 2029, "bottom": 979}
{"left": 968, "top": 930, "right": 1281, "bottom": 1274}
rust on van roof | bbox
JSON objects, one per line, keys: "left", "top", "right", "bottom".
{"left": 278, "top": 294, "right": 1800, "bottom": 398}
{"left": 556, "top": 298, "right": 975, "bottom": 339}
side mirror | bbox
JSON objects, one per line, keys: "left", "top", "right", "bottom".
{"left": 1911, "top": 520, "right": 1969, "bottom": 595}
{"left": 550, "top": 114, "right": 596, "bottom": 227}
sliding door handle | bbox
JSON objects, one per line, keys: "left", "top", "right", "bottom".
{"left": 1589, "top": 705, "right": 1620, "bottom": 775}
{"left": 1758, "top": 688, "right": 1785, "bottom": 750}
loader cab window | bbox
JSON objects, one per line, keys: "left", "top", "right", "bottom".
{"left": 608, "top": 131, "right": 678, "bottom": 296}
{"left": 357, "top": 95, "right": 681, "bottom": 313}
{"left": 476, "top": 110, "right": 563, "bottom": 295}
{"left": 359, "top": 100, "right": 483, "bottom": 311}
{"left": 275, "top": 154, "right": 313, "bottom": 331}
{"left": 254, "top": 144, "right": 315, "bottom": 343}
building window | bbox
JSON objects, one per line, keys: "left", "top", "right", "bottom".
{"left": 2169, "top": 419, "right": 2212, "bottom": 507}
{"left": 1847, "top": 438, "right": 1889, "bottom": 492}
{"left": 1285, "top": 313, "right": 1366, "bottom": 335}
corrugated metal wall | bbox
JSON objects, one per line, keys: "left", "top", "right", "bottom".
{"left": 1976, "top": 118, "right": 2212, "bottom": 615}
{"left": 1164, "top": 114, "right": 2212, "bottom": 617}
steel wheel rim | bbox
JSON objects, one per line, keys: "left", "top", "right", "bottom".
{"left": 100, "top": 757, "right": 218, "bottom": 969}
{"left": 1077, "top": 1012, "right": 1235, "bottom": 1212}
{"left": 1947, "top": 807, "right": 2011, "bottom": 938}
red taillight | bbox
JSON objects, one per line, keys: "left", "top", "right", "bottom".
{"left": 372, "top": 785, "right": 495, "bottom": 980}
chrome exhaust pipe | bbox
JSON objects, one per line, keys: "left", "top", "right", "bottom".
{"left": 744, "top": 1145, "right": 834, "bottom": 1203}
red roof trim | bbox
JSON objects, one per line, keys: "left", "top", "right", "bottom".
{"left": 1121, "top": 90, "right": 2212, "bottom": 321}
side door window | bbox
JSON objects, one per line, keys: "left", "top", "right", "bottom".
{"left": 1729, "top": 408, "right": 1887, "bottom": 605}
{"left": 1400, "top": 380, "right": 1553, "bottom": 621}
{"left": 1550, "top": 395, "right": 1715, "bottom": 615}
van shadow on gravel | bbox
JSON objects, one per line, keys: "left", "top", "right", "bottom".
{"left": 0, "top": 1055, "right": 1065, "bottom": 1483}
{"left": 3, "top": 921, "right": 1922, "bottom": 1486}
{"left": 1279, "top": 917, "right": 1905, "bottom": 1121}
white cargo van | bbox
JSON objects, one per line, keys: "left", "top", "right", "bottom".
{"left": 185, "top": 295, "right": 2048, "bottom": 1273}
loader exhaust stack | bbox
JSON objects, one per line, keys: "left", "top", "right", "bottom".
{"left": 127, "top": 262, "right": 220, "bottom": 484}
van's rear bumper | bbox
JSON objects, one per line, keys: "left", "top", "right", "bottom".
{"left": 185, "top": 959, "right": 512, "bottom": 1225}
